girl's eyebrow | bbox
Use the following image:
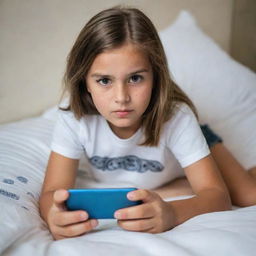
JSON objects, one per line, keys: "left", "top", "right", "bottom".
{"left": 91, "top": 69, "right": 149, "bottom": 78}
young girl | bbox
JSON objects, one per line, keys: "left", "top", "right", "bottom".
{"left": 39, "top": 6, "right": 254, "bottom": 241}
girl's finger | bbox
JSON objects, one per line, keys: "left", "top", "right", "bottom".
{"left": 53, "top": 210, "right": 88, "bottom": 226}
{"left": 54, "top": 219, "right": 98, "bottom": 238}
{"left": 127, "top": 189, "right": 156, "bottom": 203}
{"left": 52, "top": 189, "right": 69, "bottom": 210}
{"left": 115, "top": 202, "right": 154, "bottom": 220}
{"left": 53, "top": 189, "right": 69, "bottom": 204}
{"left": 117, "top": 218, "right": 154, "bottom": 232}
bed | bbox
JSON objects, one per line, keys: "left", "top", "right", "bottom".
{"left": 1, "top": 5, "right": 256, "bottom": 256}
{"left": 0, "top": 113, "right": 256, "bottom": 255}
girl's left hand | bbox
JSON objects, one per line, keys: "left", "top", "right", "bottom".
{"left": 114, "top": 189, "right": 175, "bottom": 233}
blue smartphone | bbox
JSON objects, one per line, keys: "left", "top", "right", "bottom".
{"left": 65, "top": 188, "right": 142, "bottom": 219}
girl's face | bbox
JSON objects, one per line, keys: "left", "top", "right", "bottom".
{"left": 86, "top": 43, "right": 153, "bottom": 139}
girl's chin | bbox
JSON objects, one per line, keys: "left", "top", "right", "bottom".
{"left": 107, "top": 119, "right": 140, "bottom": 131}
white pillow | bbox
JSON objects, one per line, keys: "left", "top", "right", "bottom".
{"left": 160, "top": 11, "right": 256, "bottom": 170}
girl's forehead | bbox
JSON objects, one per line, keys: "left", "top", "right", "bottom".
{"left": 89, "top": 44, "right": 151, "bottom": 72}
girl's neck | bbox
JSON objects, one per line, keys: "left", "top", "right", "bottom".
{"left": 107, "top": 121, "right": 141, "bottom": 139}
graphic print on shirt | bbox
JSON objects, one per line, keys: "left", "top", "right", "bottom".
{"left": 89, "top": 155, "right": 164, "bottom": 173}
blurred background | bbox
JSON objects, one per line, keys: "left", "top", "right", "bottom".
{"left": 0, "top": 0, "right": 255, "bottom": 124}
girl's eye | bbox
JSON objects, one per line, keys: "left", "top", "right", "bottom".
{"left": 129, "top": 75, "right": 143, "bottom": 84}
{"left": 97, "top": 78, "right": 111, "bottom": 86}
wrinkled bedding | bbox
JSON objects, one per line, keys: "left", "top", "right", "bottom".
{"left": 0, "top": 115, "right": 256, "bottom": 256}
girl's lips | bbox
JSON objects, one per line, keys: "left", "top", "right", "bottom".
{"left": 114, "top": 110, "right": 133, "bottom": 118}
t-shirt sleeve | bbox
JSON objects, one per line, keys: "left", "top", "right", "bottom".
{"left": 51, "top": 110, "right": 84, "bottom": 159}
{"left": 167, "top": 104, "right": 210, "bottom": 168}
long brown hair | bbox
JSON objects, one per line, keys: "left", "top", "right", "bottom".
{"left": 61, "top": 6, "right": 197, "bottom": 146}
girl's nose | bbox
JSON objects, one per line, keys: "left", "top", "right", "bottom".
{"left": 114, "top": 83, "right": 131, "bottom": 104}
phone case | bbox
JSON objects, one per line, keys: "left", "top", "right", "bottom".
{"left": 65, "top": 188, "right": 142, "bottom": 219}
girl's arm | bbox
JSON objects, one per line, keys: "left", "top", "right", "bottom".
{"left": 153, "top": 177, "right": 193, "bottom": 199}
{"left": 115, "top": 155, "right": 231, "bottom": 233}
{"left": 169, "top": 154, "right": 231, "bottom": 226}
{"left": 39, "top": 151, "right": 98, "bottom": 240}
{"left": 39, "top": 151, "right": 79, "bottom": 222}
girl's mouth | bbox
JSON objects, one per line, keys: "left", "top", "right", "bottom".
{"left": 114, "top": 110, "right": 133, "bottom": 118}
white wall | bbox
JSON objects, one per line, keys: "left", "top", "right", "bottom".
{"left": 0, "top": 0, "right": 233, "bottom": 124}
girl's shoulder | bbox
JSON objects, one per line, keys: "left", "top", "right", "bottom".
{"left": 56, "top": 110, "right": 102, "bottom": 130}
{"left": 55, "top": 110, "right": 105, "bottom": 143}
{"left": 161, "top": 103, "right": 197, "bottom": 142}
{"left": 56, "top": 109, "right": 80, "bottom": 127}
{"left": 167, "top": 102, "right": 195, "bottom": 126}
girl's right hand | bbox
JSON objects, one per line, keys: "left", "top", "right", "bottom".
{"left": 47, "top": 189, "right": 99, "bottom": 240}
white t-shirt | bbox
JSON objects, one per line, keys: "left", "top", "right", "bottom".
{"left": 51, "top": 103, "right": 210, "bottom": 189}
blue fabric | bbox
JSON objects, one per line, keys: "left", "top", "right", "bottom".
{"left": 200, "top": 124, "right": 223, "bottom": 148}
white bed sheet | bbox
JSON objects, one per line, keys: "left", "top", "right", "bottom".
{"left": 0, "top": 115, "right": 256, "bottom": 256}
